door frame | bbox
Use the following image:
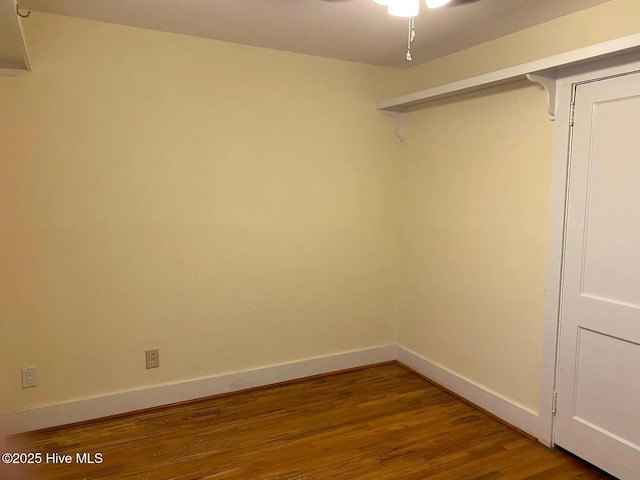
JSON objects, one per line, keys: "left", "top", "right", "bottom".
{"left": 538, "top": 50, "right": 640, "bottom": 447}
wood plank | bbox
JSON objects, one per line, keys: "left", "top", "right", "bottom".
{"left": 5, "top": 364, "right": 613, "bottom": 479}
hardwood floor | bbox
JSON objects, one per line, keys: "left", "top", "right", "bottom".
{"left": 11, "top": 364, "right": 612, "bottom": 479}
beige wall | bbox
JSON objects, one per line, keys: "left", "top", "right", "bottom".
{"left": 398, "top": 0, "right": 640, "bottom": 413}
{"left": 2, "top": 0, "right": 639, "bottom": 422}
{"left": 0, "top": 13, "right": 403, "bottom": 412}
{"left": 399, "top": 83, "right": 553, "bottom": 412}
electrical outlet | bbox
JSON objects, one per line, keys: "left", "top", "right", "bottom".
{"left": 145, "top": 349, "right": 159, "bottom": 369}
{"left": 22, "top": 367, "right": 38, "bottom": 388}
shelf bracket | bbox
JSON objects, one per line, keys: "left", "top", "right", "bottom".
{"left": 379, "top": 109, "right": 406, "bottom": 141}
{"left": 526, "top": 72, "right": 557, "bottom": 121}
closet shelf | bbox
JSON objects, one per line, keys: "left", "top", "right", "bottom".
{"left": 379, "top": 33, "right": 640, "bottom": 140}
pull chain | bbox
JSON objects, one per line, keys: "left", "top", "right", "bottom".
{"left": 406, "top": 17, "right": 415, "bottom": 62}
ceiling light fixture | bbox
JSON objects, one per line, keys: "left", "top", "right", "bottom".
{"left": 373, "top": 0, "right": 452, "bottom": 62}
{"left": 388, "top": 0, "right": 420, "bottom": 18}
{"left": 425, "top": 0, "right": 453, "bottom": 7}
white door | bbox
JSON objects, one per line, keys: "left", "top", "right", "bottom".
{"left": 555, "top": 71, "right": 640, "bottom": 479}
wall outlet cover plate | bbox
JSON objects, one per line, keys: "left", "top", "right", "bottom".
{"left": 145, "top": 349, "right": 159, "bottom": 369}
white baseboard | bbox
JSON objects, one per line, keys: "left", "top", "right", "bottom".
{"left": 3, "top": 345, "right": 396, "bottom": 435}
{"left": 4, "top": 345, "right": 540, "bottom": 438}
{"left": 396, "top": 346, "right": 539, "bottom": 437}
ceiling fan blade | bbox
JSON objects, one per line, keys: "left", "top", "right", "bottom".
{"left": 447, "top": 0, "right": 483, "bottom": 7}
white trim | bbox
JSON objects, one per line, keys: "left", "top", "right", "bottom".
{"left": 2, "top": 345, "right": 396, "bottom": 435}
{"left": 537, "top": 80, "right": 573, "bottom": 447}
{"left": 396, "top": 346, "right": 539, "bottom": 437}
{"left": 538, "top": 50, "right": 640, "bottom": 448}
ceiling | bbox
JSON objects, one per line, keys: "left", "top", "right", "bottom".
{"left": 13, "top": 0, "right": 610, "bottom": 69}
